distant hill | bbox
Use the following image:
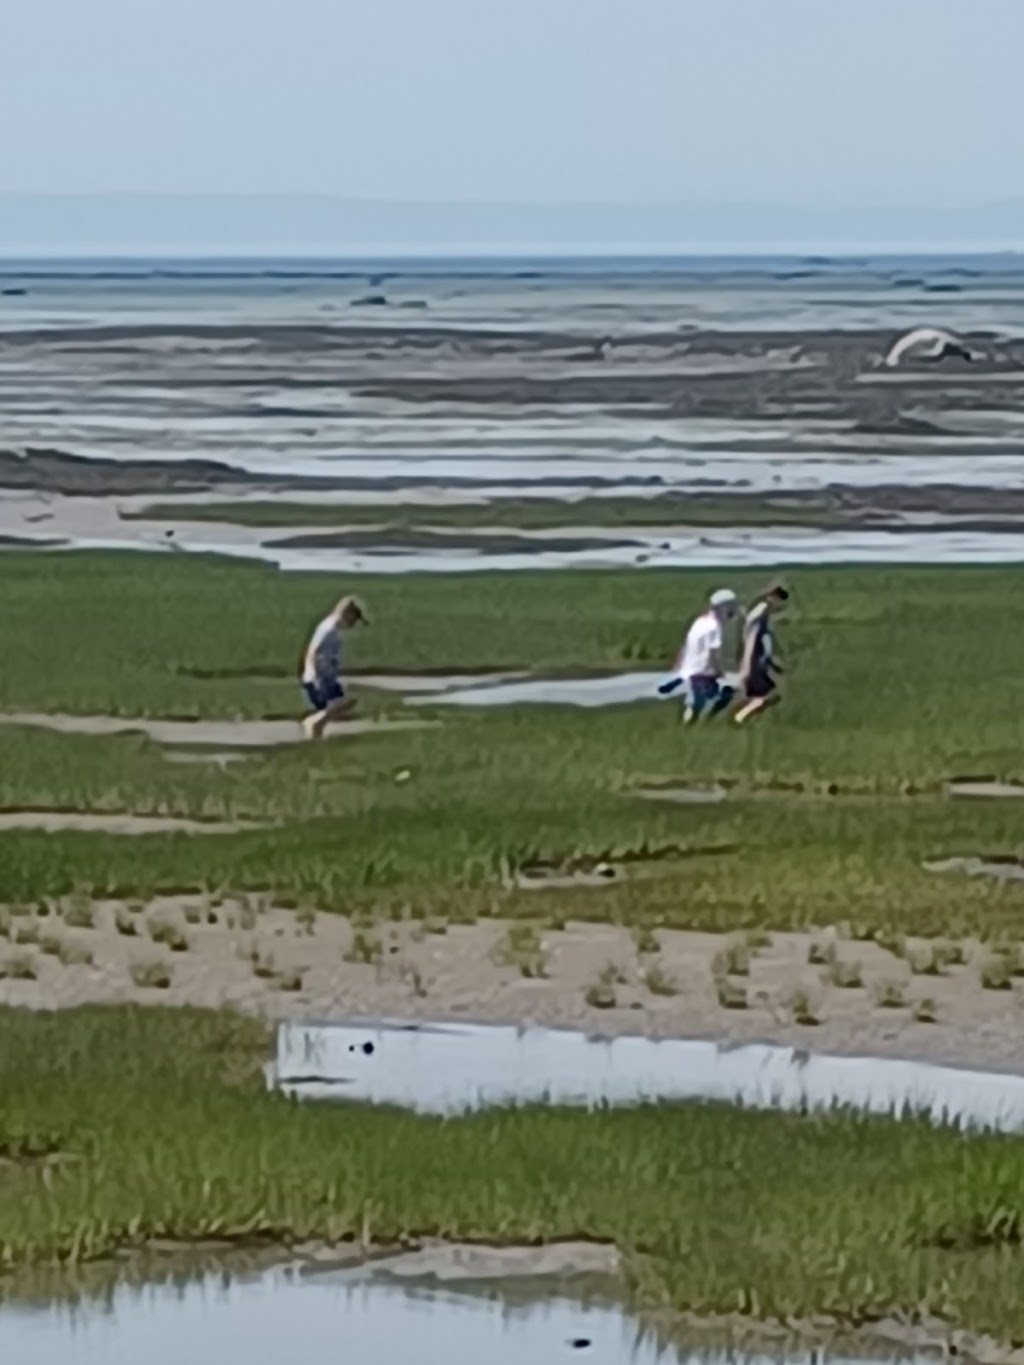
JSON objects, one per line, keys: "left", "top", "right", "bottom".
{"left": 0, "top": 193, "right": 1021, "bottom": 256}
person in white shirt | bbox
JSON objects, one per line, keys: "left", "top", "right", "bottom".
{"left": 300, "top": 595, "right": 367, "bottom": 740}
{"left": 658, "top": 588, "right": 739, "bottom": 723}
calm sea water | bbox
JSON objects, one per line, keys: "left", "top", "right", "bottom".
{"left": 3, "top": 252, "right": 1024, "bottom": 332}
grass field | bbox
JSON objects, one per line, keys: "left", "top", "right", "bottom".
{"left": 0, "top": 551, "right": 1023, "bottom": 936}
{"left": 2, "top": 1005, "right": 1024, "bottom": 1339}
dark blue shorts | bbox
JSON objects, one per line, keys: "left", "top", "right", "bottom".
{"left": 745, "top": 666, "right": 776, "bottom": 700}
{"left": 685, "top": 675, "right": 735, "bottom": 716}
{"left": 302, "top": 678, "right": 345, "bottom": 710}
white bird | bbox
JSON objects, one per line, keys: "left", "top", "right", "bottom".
{"left": 884, "top": 327, "right": 977, "bottom": 368}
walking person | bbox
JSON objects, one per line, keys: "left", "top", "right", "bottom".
{"left": 300, "top": 595, "right": 367, "bottom": 740}
{"left": 735, "top": 583, "right": 789, "bottom": 726}
{"left": 658, "top": 588, "right": 740, "bottom": 723}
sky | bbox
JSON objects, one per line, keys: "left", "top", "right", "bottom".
{"left": 3, "top": 0, "right": 1023, "bottom": 252}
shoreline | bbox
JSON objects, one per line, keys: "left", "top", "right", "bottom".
{"left": 4, "top": 899, "right": 1024, "bottom": 1075}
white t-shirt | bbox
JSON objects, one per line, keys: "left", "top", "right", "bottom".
{"left": 302, "top": 615, "right": 342, "bottom": 684}
{"left": 677, "top": 610, "right": 722, "bottom": 680}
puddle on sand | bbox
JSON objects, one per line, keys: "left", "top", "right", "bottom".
{"left": 946, "top": 780, "right": 1024, "bottom": 799}
{"left": 0, "top": 1264, "right": 687, "bottom": 1365}
{"left": 0, "top": 1254, "right": 945, "bottom": 1365}
{"left": 0, "top": 713, "right": 434, "bottom": 749}
{"left": 274, "top": 1020, "right": 1024, "bottom": 1129}
{"left": 925, "top": 855, "right": 1024, "bottom": 884}
{"left": 414, "top": 672, "right": 666, "bottom": 708}
{"left": 513, "top": 860, "right": 622, "bottom": 890}
{"left": 0, "top": 811, "right": 257, "bottom": 835}
{"left": 633, "top": 786, "right": 729, "bottom": 805}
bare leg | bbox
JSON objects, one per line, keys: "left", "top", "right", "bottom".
{"left": 304, "top": 696, "right": 356, "bottom": 740}
{"left": 734, "top": 693, "right": 780, "bottom": 726}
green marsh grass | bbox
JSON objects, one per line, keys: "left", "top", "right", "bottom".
{"left": 147, "top": 919, "right": 189, "bottom": 953}
{"left": 784, "top": 986, "right": 821, "bottom": 1026}
{"left": 874, "top": 980, "right": 909, "bottom": 1009}
{"left": 129, "top": 962, "right": 173, "bottom": 990}
{"left": 496, "top": 924, "right": 547, "bottom": 979}
{"left": 5, "top": 1008, "right": 1024, "bottom": 1335}
{"left": 643, "top": 963, "right": 678, "bottom": 997}
{"left": 2, "top": 556, "right": 1024, "bottom": 945}
{"left": 0, "top": 953, "right": 37, "bottom": 981}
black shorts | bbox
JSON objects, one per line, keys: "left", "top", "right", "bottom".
{"left": 745, "top": 668, "right": 776, "bottom": 700}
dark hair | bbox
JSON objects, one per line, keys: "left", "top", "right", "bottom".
{"left": 763, "top": 582, "right": 790, "bottom": 602}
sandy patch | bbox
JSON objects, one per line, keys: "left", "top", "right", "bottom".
{"left": 947, "top": 780, "right": 1024, "bottom": 799}
{"left": 0, "top": 713, "right": 435, "bottom": 748}
{"left": 364, "top": 1240, "right": 620, "bottom": 1283}
{"left": 2, "top": 897, "right": 1022, "bottom": 1071}
{"left": 632, "top": 785, "right": 730, "bottom": 805}
{"left": 0, "top": 812, "right": 257, "bottom": 835}
{"left": 161, "top": 750, "right": 251, "bottom": 768}
{"left": 925, "top": 856, "right": 1024, "bottom": 884}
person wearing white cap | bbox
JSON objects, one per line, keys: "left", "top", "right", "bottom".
{"left": 658, "top": 588, "right": 739, "bottom": 722}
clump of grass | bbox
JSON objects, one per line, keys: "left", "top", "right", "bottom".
{"left": 980, "top": 956, "right": 1014, "bottom": 992}
{"left": 825, "top": 955, "right": 863, "bottom": 990}
{"left": 58, "top": 941, "right": 94, "bottom": 968}
{"left": 206, "top": 910, "right": 219, "bottom": 926}
{"left": 39, "top": 935, "right": 63, "bottom": 957}
{"left": 13, "top": 923, "right": 40, "bottom": 947}
{"left": 62, "top": 899, "right": 95, "bottom": 930}
{"left": 744, "top": 928, "right": 773, "bottom": 953}
{"left": 183, "top": 905, "right": 202, "bottom": 926}
{"left": 130, "top": 961, "right": 172, "bottom": 990}
{"left": 114, "top": 909, "right": 138, "bottom": 937}
{"left": 908, "top": 941, "right": 962, "bottom": 977}
{"left": 0, "top": 953, "right": 37, "bottom": 981}
{"left": 0, "top": 911, "right": 9, "bottom": 940}
{"left": 250, "top": 949, "right": 277, "bottom": 980}
{"left": 713, "top": 938, "right": 750, "bottom": 978}
{"left": 989, "top": 942, "right": 1024, "bottom": 978}
{"left": 147, "top": 919, "right": 189, "bottom": 953}
{"left": 495, "top": 923, "right": 547, "bottom": 979}
{"left": 274, "top": 970, "right": 304, "bottom": 993}
{"left": 423, "top": 917, "right": 448, "bottom": 936}
{"left": 784, "top": 985, "right": 821, "bottom": 1026}
{"left": 873, "top": 980, "right": 908, "bottom": 1009}
{"left": 632, "top": 923, "right": 661, "bottom": 956}
{"left": 807, "top": 937, "right": 834, "bottom": 966}
{"left": 296, "top": 906, "right": 318, "bottom": 937}
{"left": 403, "top": 965, "right": 428, "bottom": 998}
{"left": 644, "top": 963, "right": 678, "bottom": 997}
{"left": 874, "top": 929, "right": 907, "bottom": 960}
{"left": 716, "top": 979, "right": 748, "bottom": 1011}
{"left": 585, "top": 979, "right": 617, "bottom": 1009}
{"left": 913, "top": 997, "right": 939, "bottom": 1024}
{"left": 345, "top": 928, "right": 384, "bottom": 966}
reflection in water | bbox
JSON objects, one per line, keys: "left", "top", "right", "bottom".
{"left": 275, "top": 1021, "right": 1024, "bottom": 1129}
{"left": 0, "top": 1268, "right": 680, "bottom": 1365}
{"left": 0, "top": 1261, "right": 940, "bottom": 1365}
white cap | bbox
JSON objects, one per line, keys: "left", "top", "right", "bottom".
{"left": 710, "top": 588, "right": 738, "bottom": 609}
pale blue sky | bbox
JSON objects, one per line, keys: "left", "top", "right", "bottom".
{"left": 5, "top": 0, "right": 1022, "bottom": 204}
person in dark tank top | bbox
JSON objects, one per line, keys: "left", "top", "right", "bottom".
{"left": 735, "top": 583, "right": 789, "bottom": 726}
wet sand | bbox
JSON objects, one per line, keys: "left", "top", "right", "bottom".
{"left": 0, "top": 712, "right": 434, "bottom": 747}
{"left": 3, "top": 897, "right": 1022, "bottom": 1072}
